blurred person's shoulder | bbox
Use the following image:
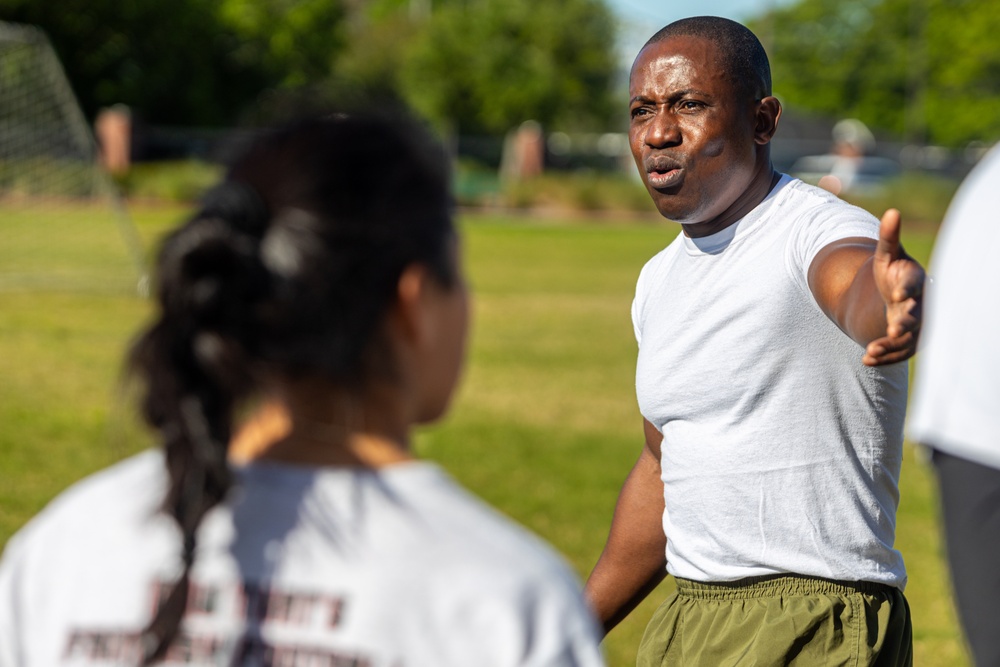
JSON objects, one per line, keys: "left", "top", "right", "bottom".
{"left": 382, "top": 462, "right": 605, "bottom": 664}
{"left": 2, "top": 449, "right": 166, "bottom": 560}
{"left": 387, "top": 462, "right": 579, "bottom": 578}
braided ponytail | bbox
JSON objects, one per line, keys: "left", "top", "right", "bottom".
{"left": 130, "top": 182, "right": 271, "bottom": 663}
{"left": 128, "top": 112, "right": 456, "bottom": 663}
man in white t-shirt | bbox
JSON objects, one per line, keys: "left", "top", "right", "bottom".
{"left": 908, "top": 145, "right": 1000, "bottom": 667}
{"left": 584, "top": 16, "right": 925, "bottom": 666}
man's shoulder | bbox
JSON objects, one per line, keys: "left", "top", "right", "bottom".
{"left": 778, "top": 176, "right": 878, "bottom": 223}
{"left": 636, "top": 233, "right": 684, "bottom": 285}
{"left": 773, "top": 177, "right": 881, "bottom": 251}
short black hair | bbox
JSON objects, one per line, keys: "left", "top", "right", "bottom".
{"left": 643, "top": 16, "right": 771, "bottom": 101}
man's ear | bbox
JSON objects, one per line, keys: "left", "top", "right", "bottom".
{"left": 754, "top": 96, "right": 782, "bottom": 145}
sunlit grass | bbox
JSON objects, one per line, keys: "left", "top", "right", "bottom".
{"left": 0, "top": 202, "right": 146, "bottom": 293}
{"left": 0, "top": 203, "right": 965, "bottom": 665}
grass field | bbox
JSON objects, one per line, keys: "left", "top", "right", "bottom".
{"left": 0, "top": 201, "right": 146, "bottom": 293}
{"left": 0, "top": 203, "right": 967, "bottom": 665}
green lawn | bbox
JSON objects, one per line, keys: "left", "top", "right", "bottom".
{"left": 0, "top": 203, "right": 965, "bottom": 665}
{"left": 0, "top": 201, "right": 146, "bottom": 293}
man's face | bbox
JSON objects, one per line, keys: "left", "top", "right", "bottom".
{"left": 629, "top": 35, "right": 760, "bottom": 226}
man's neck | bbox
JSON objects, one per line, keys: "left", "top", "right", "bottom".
{"left": 682, "top": 166, "right": 780, "bottom": 239}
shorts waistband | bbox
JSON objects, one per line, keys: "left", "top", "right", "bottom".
{"left": 674, "top": 574, "right": 898, "bottom": 600}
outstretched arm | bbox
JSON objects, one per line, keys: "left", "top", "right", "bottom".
{"left": 584, "top": 419, "right": 667, "bottom": 636}
{"left": 808, "top": 208, "right": 925, "bottom": 366}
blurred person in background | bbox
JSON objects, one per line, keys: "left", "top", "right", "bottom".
{"left": 0, "top": 112, "right": 605, "bottom": 667}
{"left": 908, "top": 144, "right": 1000, "bottom": 667}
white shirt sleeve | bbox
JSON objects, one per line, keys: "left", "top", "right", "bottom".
{"left": 785, "top": 191, "right": 881, "bottom": 305}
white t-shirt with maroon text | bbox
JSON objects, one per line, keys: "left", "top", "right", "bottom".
{"left": 0, "top": 450, "right": 604, "bottom": 667}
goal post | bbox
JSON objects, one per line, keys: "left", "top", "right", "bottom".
{"left": 0, "top": 21, "right": 147, "bottom": 295}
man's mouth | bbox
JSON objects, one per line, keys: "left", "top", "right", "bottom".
{"left": 647, "top": 167, "right": 683, "bottom": 189}
{"left": 645, "top": 156, "right": 684, "bottom": 189}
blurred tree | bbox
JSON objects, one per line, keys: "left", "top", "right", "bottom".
{"left": 217, "top": 0, "right": 346, "bottom": 89}
{"left": 922, "top": 0, "right": 1000, "bottom": 147}
{"left": 0, "top": 0, "right": 346, "bottom": 126}
{"left": 325, "top": 0, "right": 415, "bottom": 105}
{"left": 1, "top": 0, "right": 250, "bottom": 125}
{"left": 1, "top": 0, "right": 619, "bottom": 136}
{"left": 400, "top": 0, "right": 619, "bottom": 136}
{"left": 752, "top": 0, "right": 1000, "bottom": 147}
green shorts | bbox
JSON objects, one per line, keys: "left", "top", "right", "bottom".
{"left": 637, "top": 575, "right": 912, "bottom": 667}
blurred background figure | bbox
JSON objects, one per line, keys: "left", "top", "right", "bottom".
{"left": 791, "top": 118, "right": 901, "bottom": 197}
{"left": 95, "top": 104, "right": 132, "bottom": 177}
{"left": 908, "top": 143, "right": 1000, "bottom": 667}
{"left": 0, "top": 112, "right": 605, "bottom": 667}
{"left": 817, "top": 118, "right": 876, "bottom": 194}
{"left": 500, "top": 120, "right": 546, "bottom": 184}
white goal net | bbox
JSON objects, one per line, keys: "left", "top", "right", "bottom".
{"left": 0, "top": 22, "right": 146, "bottom": 294}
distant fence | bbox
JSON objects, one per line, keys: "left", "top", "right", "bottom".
{"left": 124, "top": 120, "right": 987, "bottom": 183}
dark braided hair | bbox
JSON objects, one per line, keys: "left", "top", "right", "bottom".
{"left": 129, "top": 112, "right": 455, "bottom": 663}
{"left": 643, "top": 16, "right": 772, "bottom": 102}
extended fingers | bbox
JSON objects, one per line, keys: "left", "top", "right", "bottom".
{"left": 863, "top": 329, "right": 919, "bottom": 366}
{"left": 865, "top": 297, "right": 922, "bottom": 365}
{"left": 887, "top": 262, "right": 926, "bottom": 303}
{"left": 875, "top": 209, "right": 902, "bottom": 262}
{"left": 886, "top": 290, "right": 922, "bottom": 333}
{"left": 886, "top": 306, "right": 921, "bottom": 338}
{"left": 865, "top": 208, "right": 925, "bottom": 367}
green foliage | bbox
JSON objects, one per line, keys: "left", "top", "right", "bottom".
{"left": 120, "top": 160, "right": 223, "bottom": 203}
{"left": 119, "top": 158, "right": 655, "bottom": 214}
{"left": 326, "top": 9, "right": 414, "bottom": 105}
{"left": 753, "top": 0, "right": 1000, "bottom": 147}
{"left": 501, "top": 173, "right": 655, "bottom": 214}
{"left": 0, "top": 0, "right": 272, "bottom": 125}
{"left": 0, "top": 0, "right": 346, "bottom": 126}
{"left": 1, "top": 0, "right": 618, "bottom": 135}
{"left": 923, "top": 0, "right": 1000, "bottom": 146}
{"left": 217, "top": 0, "right": 347, "bottom": 89}
{"left": 401, "top": 0, "right": 618, "bottom": 135}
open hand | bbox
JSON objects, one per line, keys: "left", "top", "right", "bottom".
{"left": 864, "top": 209, "right": 925, "bottom": 366}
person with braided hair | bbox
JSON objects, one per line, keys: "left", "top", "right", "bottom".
{"left": 0, "top": 113, "right": 605, "bottom": 667}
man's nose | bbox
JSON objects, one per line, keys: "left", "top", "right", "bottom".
{"left": 646, "top": 111, "right": 680, "bottom": 148}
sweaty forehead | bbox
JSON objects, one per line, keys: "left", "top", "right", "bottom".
{"left": 629, "top": 36, "right": 731, "bottom": 97}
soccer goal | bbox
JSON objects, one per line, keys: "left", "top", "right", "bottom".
{"left": 0, "top": 22, "right": 147, "bottom": 294}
